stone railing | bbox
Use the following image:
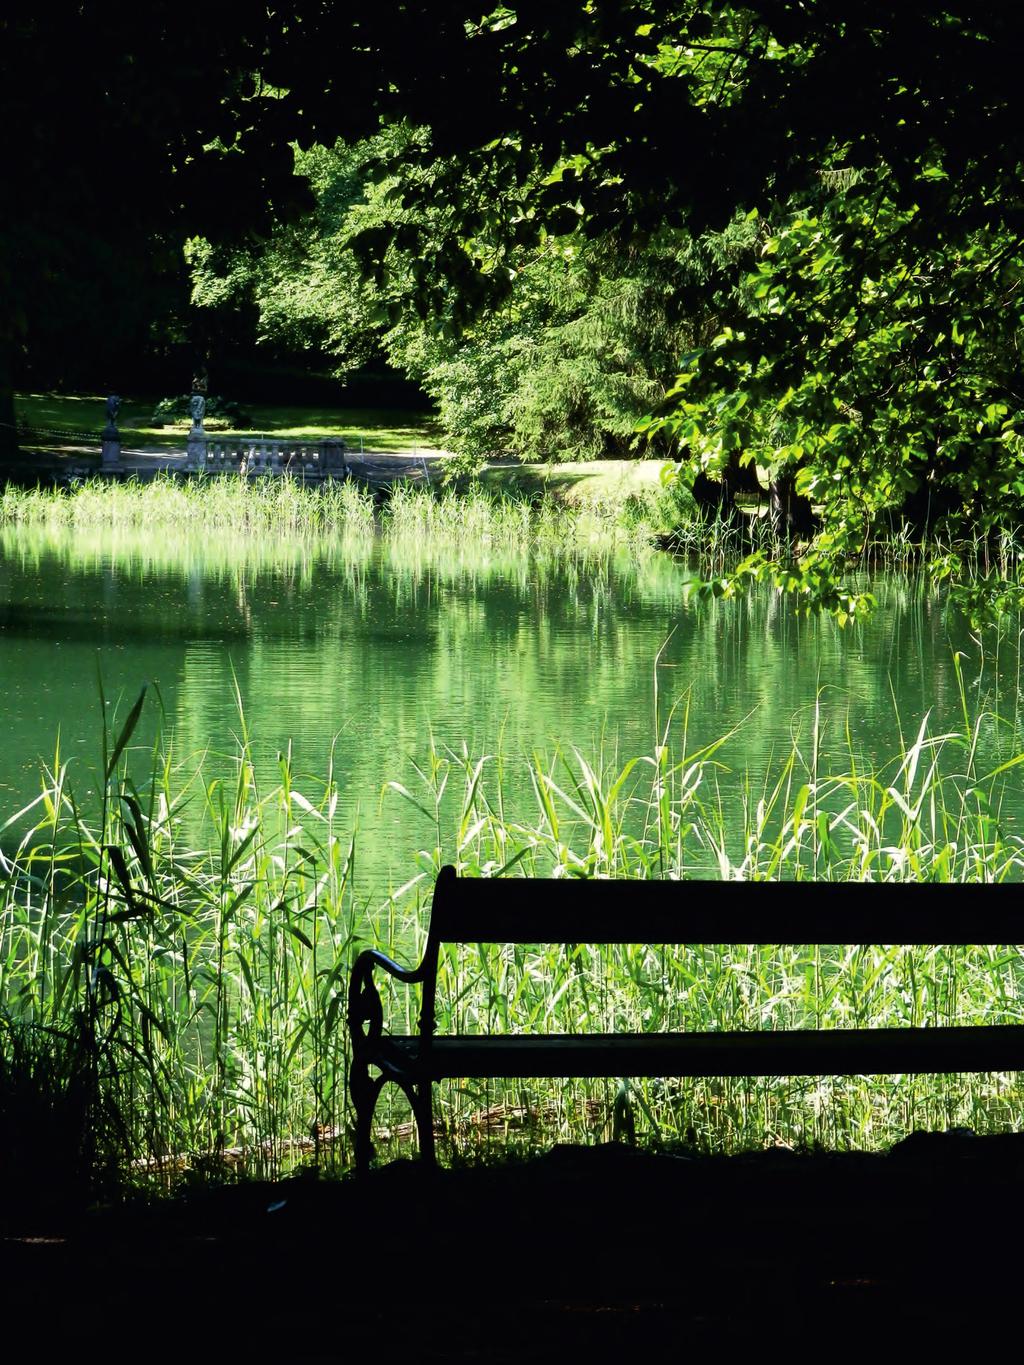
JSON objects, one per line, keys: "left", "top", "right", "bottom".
{"left": 186, "top": 435, "right": 348, "bottom": 477}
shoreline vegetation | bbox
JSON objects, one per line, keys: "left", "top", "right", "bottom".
{"left": 7, "top": 449, "right": 1023, "bottom": 586}
{"left": 0, "top": 474, "right": 665, "bottom": 554}
{"left": 12, "top": 393, "right": 1024, "bottom": 611}
{"left": 3, "top": 681, "right": 1024, "bottom": 1202}
{"left": 2, "top": 472, "right": 1015, "bottom": 591}
{"left": 3, "top": 463, "right": 1024, "bottom": 1201}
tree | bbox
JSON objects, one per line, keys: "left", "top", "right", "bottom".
{"left": 188, "top": 131, "right": 742, "bottom": 462}
{"left": 188, "top": 3, "right": 1024, "bottom": 616}
{"left": 649, "top": 159, "right": 1024, "bottom": 616}
{"left": 10, "top": 4, "right": 1024, "bottom": 616}
{"left": 300, "top": 2, "right": 1024, "bottom": 615}
{"left": 0, "top": 5, "right": 314, "bottom": 456}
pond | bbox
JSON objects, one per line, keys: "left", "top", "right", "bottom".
{"left": 2, "top": 523, "right": 1022, "bottom": 895}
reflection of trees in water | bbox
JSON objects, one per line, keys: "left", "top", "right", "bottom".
{"left": 4, "top": 523, "right": 1023, "bottom": 891}
{"left": 660, "top": 581, "right": 1001, "bottom": 777}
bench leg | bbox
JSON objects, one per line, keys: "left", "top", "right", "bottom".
{"left": 350, "top": 1058, "right": 387, "bottom": 1173}
{"left": 411, "top": 1081, "right": 436, "bottom": 1166}
{"left": 350, "top": 1053, "right": 437, "bottom": 1171}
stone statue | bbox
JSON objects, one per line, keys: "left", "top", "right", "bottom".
{"left": 101, "top": 393, "right": 122, "bottom": 469}
{"left": 189, "top": 392, "right": 206, "bottom": 429}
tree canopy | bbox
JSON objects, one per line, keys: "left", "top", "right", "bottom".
{"left": 187, "top": 130, "right": 744, "bottom": 462}
{"left": 0, "top": 4, "right": 314, "bottom": 443}
{"left": 7, "top": 4, "right": 1024, "bottom": 612}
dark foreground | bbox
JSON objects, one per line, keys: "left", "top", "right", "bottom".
{"left": 2, "top": 1135, "right": 1020, "bottom": 1358}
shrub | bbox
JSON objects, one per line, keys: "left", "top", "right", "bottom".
{"left": 150, "top": 394, "right": 251, "bottom": 430}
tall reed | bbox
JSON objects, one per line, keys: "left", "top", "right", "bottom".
{"left": 1, "top": 688, "right": 361, "bottom": 1190}
{"left": 3, "top": 685, "right": 1024, "bottom": 1193}
{"left": 381, "top": 708, "right": 1024, "bottom": 1158}
{"left": 0, "top": 476, "right": 664, "bottom": 558}
{"left": 0, "top": 474, "right": 377, "bottom": 536}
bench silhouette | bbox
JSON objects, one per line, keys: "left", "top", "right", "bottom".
{"left": 347, "top": 865, "right": 1024, "bottom": 1169}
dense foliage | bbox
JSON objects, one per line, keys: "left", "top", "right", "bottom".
{"left": 649, "top": 136, "right": 1024, "bottom": 617}
{"left": 189, "top": 133, "right": 750, "bottom": 462}
{"left": 8, "top": 4, "right": 1024, "bottom": 609}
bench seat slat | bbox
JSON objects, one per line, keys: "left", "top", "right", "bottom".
{"left": 373, "top": 1025, "right": 1024, "bottom": 1081}
{"left": 349, "top": 868, "right": 1024, "bottom": 1171}
{"left": 431, "top": 868, "right": 1024, "bottom": 945}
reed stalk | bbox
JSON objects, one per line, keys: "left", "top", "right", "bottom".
{"left": 3, "top": 686, "right": 1024, "bottom": 1193}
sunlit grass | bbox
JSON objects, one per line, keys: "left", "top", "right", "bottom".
{"left": 478, "top": 458, "right": 666, "bottom": 503}
{"left": 14, "top": 392, "right": 445, "bottom": 453}
{"left": 241, "top": 404, "right": 445, "bottom": 453}
{"left": 3, "top": 681, "right": 1024, "bottom": 1196}
{"left": 0, "top": 474, "right": 377, "bottom": 534}
{"left": 0, "top": 475, "right": 667, "bottom": 557}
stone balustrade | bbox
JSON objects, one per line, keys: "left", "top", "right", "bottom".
{"left": 186, "top": 435, "right": 348, "bottom": 478}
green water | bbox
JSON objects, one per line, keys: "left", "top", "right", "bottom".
{"left": 1, "top": 524, "right": 1020, "bottom": 894}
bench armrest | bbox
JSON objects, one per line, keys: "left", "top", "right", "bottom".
{"left": 348, "top": 947, "right": 428, "bottom": 1047}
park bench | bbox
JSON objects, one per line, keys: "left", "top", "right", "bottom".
{"left": 347, "top": 865, "right": 1024, "bottom": 1170}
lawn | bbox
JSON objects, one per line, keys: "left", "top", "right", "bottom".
{"left": 480, "top": 457, "right": 667, "bottom": 506}
{"left": 14, "top": 392, "right": 447, "bottom": 454}
{"left": 13, "top": 393, "right": 668, "bottom": 511}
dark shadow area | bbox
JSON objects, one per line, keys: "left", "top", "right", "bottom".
{"left": 1, "top": 1135, "right": 1019, "bottom": 1355}
{"left": 0, "top": 602, "right": 256, "bottom": 646}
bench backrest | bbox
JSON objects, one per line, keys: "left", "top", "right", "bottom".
{"left": 427, "top": 864, "right": 1020, "bottom": 948}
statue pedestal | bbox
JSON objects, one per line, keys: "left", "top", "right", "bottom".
{"left": 320, "top": 438, "right": 348, "bottom": 475}
{"left": 101, "top": 426, "right": 121, "bottom": 470}
{"left": 187, "top": 430, "right": 207, "bottom": 471}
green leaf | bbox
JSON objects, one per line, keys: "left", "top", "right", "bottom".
{"left": 105, "top": 686, "right": 148, "bottom": 781}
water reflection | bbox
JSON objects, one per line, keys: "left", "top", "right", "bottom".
{"left": 1, "top": 524, "right": 1020, "bottom": 893}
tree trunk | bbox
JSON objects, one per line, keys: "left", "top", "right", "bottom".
{"left": 691, "top": 458, "right": 761, "bottom": 529}
{"left": 691, "top": 470, "right": 735, "bottom": 518}
{"left": 898, "top": 468, "right": 959, "bottom": 537}
{"left": 769, "top": 471, "right": 816, "bottom": 539}
{"left": 0, "top": 329, "right": 18, "bottom": 466}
